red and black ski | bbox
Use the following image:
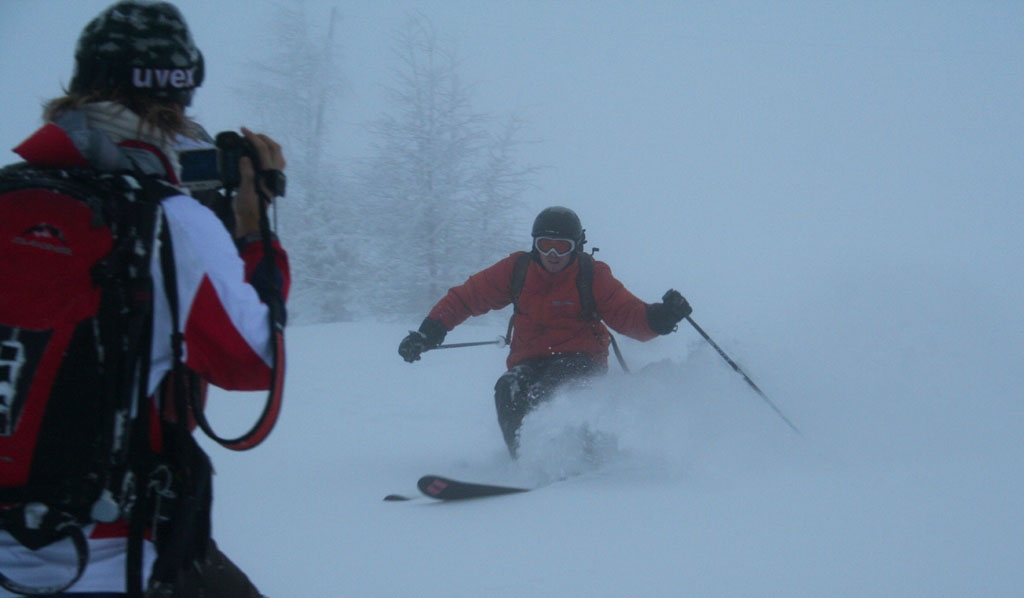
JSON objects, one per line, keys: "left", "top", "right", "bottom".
{"left": 383, "top": 475, "right": 529, "bottom": 502}
{"left": 418, "top": 475, "right": 528, "bottom": 500}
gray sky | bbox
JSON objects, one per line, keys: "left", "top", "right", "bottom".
{"left": 2, "top": 1, "right": 1021, "bottom": 316}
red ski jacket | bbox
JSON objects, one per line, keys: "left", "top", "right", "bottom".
{"left": 428, "top": 251, "right": 658, "bottom": 369}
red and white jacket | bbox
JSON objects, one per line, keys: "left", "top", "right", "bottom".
{"left": 0, "top": 113, "right": 289, "bottom": 594}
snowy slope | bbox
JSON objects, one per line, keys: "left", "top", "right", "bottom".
{"left": 200, "top": 308, "right": 1023, "bottom": 597}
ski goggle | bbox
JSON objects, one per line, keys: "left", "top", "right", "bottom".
{"left": 534, "top": 237, "right": 576, "bottom": 257}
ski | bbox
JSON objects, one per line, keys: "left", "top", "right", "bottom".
{"left": 383, "top": 475, "right": 530, "bottom": 502}
{"left": 417, "top": 475, "right": 529, "bottom": 500}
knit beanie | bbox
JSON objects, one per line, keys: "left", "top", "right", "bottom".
{"left": 70, "top": 1, "right": 203, "bottom": 106}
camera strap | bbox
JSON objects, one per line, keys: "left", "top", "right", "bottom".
{"left": 185, "top": 181, "right": 286, "bottom": 451}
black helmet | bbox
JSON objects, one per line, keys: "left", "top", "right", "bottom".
{"left": 531, "top": 207, "right": 585, "bottom": 247}
{"left": 70, "top": 1, "right": 204, "bottom": 106}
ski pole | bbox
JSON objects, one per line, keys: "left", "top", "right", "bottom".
{"left": 685, "top": 316, "right": 801, "bottom": 436}
{"left": 430, "top": 336, "right": 508, "bottom": 351}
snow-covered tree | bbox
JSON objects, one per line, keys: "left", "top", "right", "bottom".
{"left": 239, "top": 2, "right": 356, "bottom": 323}
{"left": 355, "top": 16, "right": 538, "bottom": 318}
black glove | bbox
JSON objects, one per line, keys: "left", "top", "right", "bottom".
{"left": 662, "top": 289, "right": 692, "bottom": 321}
{"left": 398, "top": 331, "right": 429, "bottom": 362}
{"left": 645, "top": 289, "right": 692, "bottom": 335}
{"left": 398, "top": 317, "right": 447, "bottom": 363}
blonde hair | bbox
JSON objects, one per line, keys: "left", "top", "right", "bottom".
{"left": 43, "top": 88, "right": 189, "bottom": 140}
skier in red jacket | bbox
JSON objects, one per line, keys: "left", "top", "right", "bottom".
{"left": 399, "top": 206, "right": 691, "bottom": 456}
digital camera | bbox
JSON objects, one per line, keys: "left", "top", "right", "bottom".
{"left": 178, "top": 131, "right": 258, "bottom": 193}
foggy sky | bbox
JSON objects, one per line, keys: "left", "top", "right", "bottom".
{"left": 2, "top": 1, "right": 1021, "bottom": 316}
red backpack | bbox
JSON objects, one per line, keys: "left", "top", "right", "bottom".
{"left": 0, "top": 160, "right": 285, "bottom": 596}
{"left": 0, "top": 163, "right": 170, "bottom": 595}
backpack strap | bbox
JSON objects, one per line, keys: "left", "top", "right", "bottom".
{"left": 114, "top": 174, "right": 170, "bottom": 598}
{"left": 505, "top": 252, "right": 533, "bottom": 344}
{"left": 575, "top": 253, "right": 598, "bottom": 322}
{"left": 574, "top": 252, "right": 629, "bottom": 371}
{"left": 0, "top": 505, "right": 89, "bottom": 595}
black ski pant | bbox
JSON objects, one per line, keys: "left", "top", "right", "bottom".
{"left": 493, "top": 353, "right": 606, "bottom": 457}
{"left": 52, "top": 539, "right": 262, "bottom": 597}
{"left": 144, "top": 538, "right": 262, "bottom": 597}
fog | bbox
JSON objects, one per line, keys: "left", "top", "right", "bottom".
{"left": 2, "top": 2, "right": 1022, "bottom": 596}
